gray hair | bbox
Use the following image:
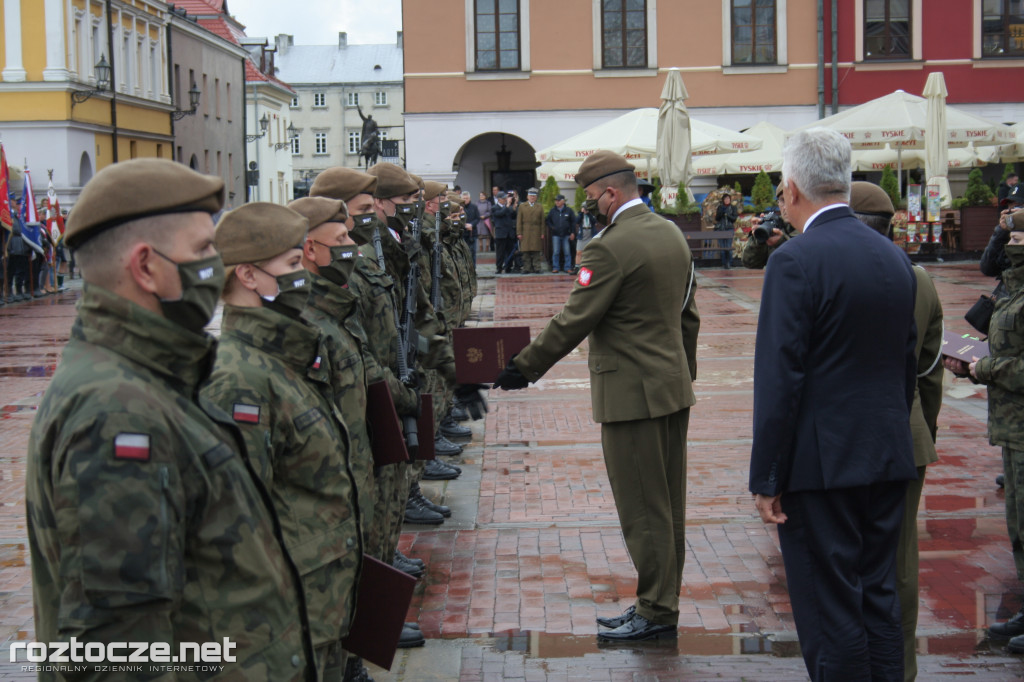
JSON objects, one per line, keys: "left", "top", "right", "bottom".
{"left": 782, "top": 127, "right": 852, "bottom": 204}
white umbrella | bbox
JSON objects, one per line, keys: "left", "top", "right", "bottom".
{"left": 691, "top": 121, "right": 787, "bottom": 176}
{"left": 657, "top": 68, "right": 692, "bottom": 188}
{"left": 535, "top": 109, "right": 761, "bottom": 164}
{"left": 923, "top": 72, "right": 951, "bottom": 207}
{"left": 537, "top": 160, "right": 654, "bottom": 184}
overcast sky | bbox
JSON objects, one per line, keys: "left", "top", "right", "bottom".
{"left": 227, "top": 0, "right": 403, "bottom": 45}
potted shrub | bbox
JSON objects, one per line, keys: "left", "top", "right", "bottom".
{"left": 956, "top": 168, "right": 999, "bottom": 251}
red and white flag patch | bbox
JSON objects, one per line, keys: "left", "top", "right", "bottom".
{"left": 114, "top": 433, "right": 151, "bottom": 461}
{"left": 232, "top": 403, "right": 261, "bottom": 424}
{"left": 577, "top": 267, "right": 594, "bottom": 286}
{"left": 313, "top": 356, "right": 322, "bottom": 370}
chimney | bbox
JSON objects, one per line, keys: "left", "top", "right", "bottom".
{"left": 275, "top": 34, "right": 293, "bottom": 56}
{"left": 338, "top": 32, "right": 348, "bottom": 48}
{"left": 396, "top": 31, "right": 403, "bottom": 48}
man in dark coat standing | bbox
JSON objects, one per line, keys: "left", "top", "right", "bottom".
{"left": 492, "top": 191, "right": 518, "bottom": 274}
{"left": 749, "top": 128, "right": 918, "bottom": 681}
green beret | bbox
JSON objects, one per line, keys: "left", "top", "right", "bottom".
{"left": 367, "top": 162, "right": 419, "bottom": 198}
{"left": 287, "top": 197, "right": 348, "bottom": 231}
{"left": 214, "top": 202, "right": 308, "bottom": 266}
{"left": 409, "top": 172, "right": 425, "bottom": 190}
{"left": 446, "top": 191, "right": 463, "bottom": 206}
{"left": 849, "top": 181, "right": 894, "bottom": 217}
{"left": 423, "top": 181, "right": 447, "bottom": 201}
{"left": 309, "top": 167, "right": 377, "bottom": 202}
{"left": 575, "top": 150, "right": 636, "bottom": 188}
{"left": 66, "top": 158, "right": 224, "bottom": 248}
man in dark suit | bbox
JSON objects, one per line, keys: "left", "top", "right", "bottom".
{"left": 749, "top": 128, "right": 918, "bottom": 681}
{"left": 495, "top": 151, "right": 700, "bottom": 642}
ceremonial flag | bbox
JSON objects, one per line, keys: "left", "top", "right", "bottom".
{"left": 22, "top": 164, "right": 37, "bottom": 223}
{"left": 45, "top": 175, "right": 64, "bottom": 246}
{"left": 0, "top": 143, "right": 11, "bottom": 231}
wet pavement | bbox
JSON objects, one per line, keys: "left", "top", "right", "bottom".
{"left": 2, "top": 258, "right": 1024, "bottom": 680}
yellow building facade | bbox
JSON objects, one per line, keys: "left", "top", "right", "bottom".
{"left": 0, "top": 0, "right": 174, "bottom": 203}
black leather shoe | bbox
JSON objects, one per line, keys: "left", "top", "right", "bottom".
{"left": 450, "top": 404, "right": 470, "bottom": 422}
{"left": 433, "top": 434, "right": 464, "bottom": 457}
{"left": 393, "top": 553, "right": 424, "bottom": 577}
{"left": 596, "top": 613, "right": 676, "bottom": 642}
{"left": 403, "top": 497, "right": 445, "bottom": 524}
{"left": 413, "top": 487, "right": 451, "bottom": 517}
{"left": 596, "top": 605, "right": 636, "bottom": 629}
{"left": 990, "top": 608, "right": 1024, "bottom": 639}
{"left": 343, "top": 657, "right": 374, "bottom": 682}
{"left": 440, "top": 416, "right": 471, "bottom": 439}
{"left": 422, "top": 458, "right": 459, "bottom": 480}
{"left": 396, "top": 624, "right": 425, "bottom": 648}
{"left": 998, "top": 474, "right": 1006, "bottom": 488}
{"left": 404, "top": 621, "right": 421, "bottom": 630}
{"left": 1008, "top": 633, "right": 1024, "bottom": 653}
{"left": 395, "top": 548, "right": 425, "bottom": 569}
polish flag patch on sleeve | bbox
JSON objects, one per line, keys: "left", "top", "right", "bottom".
{"left": 232, "top": 403, "right": 261, "bottom": 424}
{"left": 577, "top": 267, "right": 594, "bottom": 286}
{"left": 312, "top": 356, "right": 322, "bottom": 370}
{"left": 114, "top": 433, "right": 151, "bottom": 461}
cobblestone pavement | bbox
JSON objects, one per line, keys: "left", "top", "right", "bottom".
{"left": 2, "top": 258, "right": 1024, "bottom": 680}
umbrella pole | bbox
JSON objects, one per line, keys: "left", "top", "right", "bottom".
{"left": 897, "top": 148, "right": 903, "bottom": 197}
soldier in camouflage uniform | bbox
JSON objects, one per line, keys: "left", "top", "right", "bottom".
{"left": 201, "top": 202, "right": 363, "bottom": 681}
{"left": 949, "top": 213, "right": 1024, "bottom": 653}
{"left": 26, "top": 159, "right": 315, "bottom": 681}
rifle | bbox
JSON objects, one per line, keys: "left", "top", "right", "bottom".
{"left": 431, "top": 202, "right": 449, "bottom": 312}
{"left": 397, "top": 203, "right": 423, "bottom": 456}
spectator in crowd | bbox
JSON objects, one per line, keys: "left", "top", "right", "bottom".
{"left": 516, "top": 188, "right": 545, "bottom": 274}
{"left": 476, "top": 191, "right": 493, "bottom": 251}
{"left": 462, "top": 191, "right": 480, "bottom": 266}
{"left": 546, "top": 194, "right": 576, "bottom": 274}
{"left": 715, "top": 194, "right": 737, "bottom": 269}
{"left": 6, "top": 196, "right": 33, "bottom": 301}
{"left": 574, "top": 204, "right": 597, "bottom": 275}
{"left": 998, "top": 172, "right": 1019, "bottom": 205}
{"left": 493, "top": 191, "right": 519, "bottom": 274}
{"left": 742, "top": 185, "right": 795, "bottom": 270}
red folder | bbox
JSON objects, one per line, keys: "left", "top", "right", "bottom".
{"left": 340, "top": 555, "right": 417, "bottom": 670}
{"left": 366, "top": 380, "right": 410, "bottom": 466}
{"left": 452, "top": 326, "right": 532, "bottom": 384}
{"left": 941, "top": 330, "right": 989, "bottom": 363}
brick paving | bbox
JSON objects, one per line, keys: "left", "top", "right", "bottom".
{"left": 2, "top": 260, "right": 1024, "bottom": 679}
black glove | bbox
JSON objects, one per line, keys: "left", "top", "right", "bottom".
{"left": 453, "top": 384, "right": 489, "bottom": 420}
{"left": 493, "top": 358, "right": 529, "bottom": 391}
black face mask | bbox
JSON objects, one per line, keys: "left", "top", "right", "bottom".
{"left": 152, "top": 250, "right": 225, "bottom": 334}
{"left": 320, "top": 245, "right": 359, "bottom": 286}
{"left": 349, "top": 213, "right": 378, "bottom": 246}
{"left": 256, "top": 267, "right": 311, "bottom": 319}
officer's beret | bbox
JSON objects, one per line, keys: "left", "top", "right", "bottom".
{"left": 424, "top": 181, "right": 447, "bottom": 201}
{"left": 367, "top": 163, "right": 419, "bottom": 198}
{"left": 849, "top": 181, "right": 894, "bottom": 217}
{"left": 310, "top": 167, "right": 377, "bottom": 202}
{"left": 446, "top": 191, "right": 463, "bottom": 206}
{"left": 214, "top": 202, "right": 308, "bottom": 267}
{"left": 527, "top": 187, "right": 539, "bottom": 195}
{"left": 1003, "top": 184, "right": 1024, "bottom": 207}
{"left": 555, "top": 194, "right": 566, "bottom": 201}
{"left": 66, "top": 158, "right": 224, "bottom": 248}
{"left": 287, "top": 197, "right": 348, "bottom": 231}
{"left": 575, "top": 151, "right": 636, "bottom": 188}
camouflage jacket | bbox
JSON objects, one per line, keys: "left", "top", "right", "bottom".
{"left": 975, "top": 263, "right": 1024, "bottom": 448}
{"left": 27, "top": 283, "right": 314, "bottom": 681}
{"left": 349, "top": 256, "right": 419, "bottom": 416}
{"left": 301, "top": 274, "right": 376, "bottom": 541}
{"left": 444, "top": 226, "right": 475, "bottom": 325}
{"left": 200, "top": 305, "right": 362, "bottom": 648}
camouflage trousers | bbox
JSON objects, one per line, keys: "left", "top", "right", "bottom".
{"left": 369, "top": 464, "right": 397, "bottom": 561}
{"left": 1003, "top": 446, "right": 1024, "bottom": 580}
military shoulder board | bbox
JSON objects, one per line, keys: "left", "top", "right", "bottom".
{"left": 114, "top": 433, "right": 151, "bottom": 461}
{"left": 232, "top": 403, "right": 261, "bottom": 424}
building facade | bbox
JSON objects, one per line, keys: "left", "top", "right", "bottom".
{"left": 0, "top": 0, "right": 176, "bottom": 204}
{"left": 168, "top": 5, "right": 247, "bottom": 208}
{"left": 275, "top": 32, "right": 405, "bottom": 197}
{"left": 402, "top": 0, "right": 1024, "bottom": 197}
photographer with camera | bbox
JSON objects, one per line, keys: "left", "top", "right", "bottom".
{"left": 742, "top": 184, "right": 797, "bottom": 269}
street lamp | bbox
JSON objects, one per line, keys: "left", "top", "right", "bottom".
{"left": 71, "top": 55, "right": 111, "bottom": 108}
{"left": 246, "top": 113, "right": 270, "bottom": 142}
{"left": 274, "top": 122, "right": 298, "bottom": 150}
{"left": 171, "top": 83, "right": 202, "bottom": 120}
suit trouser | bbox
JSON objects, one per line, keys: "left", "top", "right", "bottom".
{"left": 495, "top": 237, "right": 516, "bottom": 271}
{"left": 522, "top": 251, "right": 542, "bottom": 273}
{"left": 896, "top": 465, "right": 926, "bottom": 682}
{"left": 1002, "top": 446, "right": 1024, "bottom": 580}
{"left": 600, "top": 408, "right": 689, "bottom": 625}
{"left": 778, "top": 481, "right": 908, "bottom": 682}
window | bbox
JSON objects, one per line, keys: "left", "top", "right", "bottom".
{"left": 864, "top": 0, "right": 910, "bottom": 59}
{"left": 375, "top": 91, "right": 387, "bottom": 106}
{"left": 291, "top": 135, "right": 301, "bottom": 155}
{"left": 475, "top": 0, "right": 520, "bottom": 70}
{"left": 602, "top": 0, "right": 647, "bottom": 68}
{"left": 227, "top": 82, "right": 232, "bottom": 121}
{"left": 290, "top": 95, "right": 299, "bottom": 107}
{"left": 215, "top": 77, "right": 221, "bottom": 118}
{"left": 731, "top": 0, "right": 777, "bottom": 65}
{"left": 348, "top": 131, "right": 361, "bottom": 154}
{"left": 346, "top": 92, "right": 359, "bottom": 107}
{"left": 315, "top": 132, "right": 327, "bottom": 155}
{"left": 982, "top": 0, "right": 1024, "bottom": 57}
{"left": 378, "top": 129, "right": 388, "bottom": 141}
{"left": 313, "top": 92, "right": 326, "bottom": 107}
{"left": 202, "top": 74, "right": 208, "bottom": 116}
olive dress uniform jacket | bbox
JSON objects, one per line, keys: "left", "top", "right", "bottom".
{"left": 515, "top": 202, "right": 700, "bottom": 422}
{"left": 910, "top": 266, "right": 943, "bottom": 465}
{"left": 516, "top": 202, "right": 545, "bottom": 252}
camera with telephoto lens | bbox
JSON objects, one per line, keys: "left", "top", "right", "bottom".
{"left": 752, "top": 209, "right": 785, "bottom": 244}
